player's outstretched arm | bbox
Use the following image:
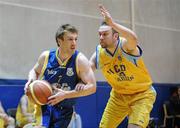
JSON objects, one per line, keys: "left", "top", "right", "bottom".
{"left": 99, "top": 4, "right": 139, "bottom": 53}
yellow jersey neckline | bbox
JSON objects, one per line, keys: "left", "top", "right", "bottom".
{"left": 105, "top": 39, "right": 120, "bottom": 57}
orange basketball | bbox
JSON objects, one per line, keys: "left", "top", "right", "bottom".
{"left": 27, "top": 80, "right": 52, "bottom": 105}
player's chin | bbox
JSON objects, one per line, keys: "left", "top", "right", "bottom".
{"left": 101, "top": 45, "right": 107, "bottom": 48}
{"left": 70, "top": 48, "right": 76, "bottom": 53}
{"left": 100, "top": 43, "right": 106, "bottom": 48}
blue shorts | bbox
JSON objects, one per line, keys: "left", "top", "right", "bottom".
{"left": 39, "top": 105, "right": 73, "bottom": 128}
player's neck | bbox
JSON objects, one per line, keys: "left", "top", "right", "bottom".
{"left": 106, "top": 40, "right": 119, "bottom": 54}
{"left": 58, "top": 48, "right": 72, "bottom": 63}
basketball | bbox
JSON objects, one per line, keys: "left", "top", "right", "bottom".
{"left": 27, "top": 80, "right": 52, "bottom": 105}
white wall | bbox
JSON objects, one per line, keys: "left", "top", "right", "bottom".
{"left": 0, "top": 0, "right": 180, "bottom": 83}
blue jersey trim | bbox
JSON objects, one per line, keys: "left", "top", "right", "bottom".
{"left": 105, "top": 39, "right": 120, "bottom": 57}
{"left": 119, "top": 40, "right": 143, "bottom": 65}
{"left": 95, "top": 46, "right": 99, "bottom": 69}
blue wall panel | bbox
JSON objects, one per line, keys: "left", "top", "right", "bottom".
{"left": 0, "top": 79, "right": 179, "bottom": 128}
{"left": 76, "top": 93, "right": 97, "bottom": 128}
{"left": 0, "top": 85, "right": 24, "bottom": 110}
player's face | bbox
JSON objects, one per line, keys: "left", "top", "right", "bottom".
{"left": 60, "top": 32, "right": 78, "bottom": 54}
{"left": 98, "top": 26, "right": 114, "bottom": 48}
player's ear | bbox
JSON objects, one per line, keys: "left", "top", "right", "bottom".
{"left": 114, "top": 33, "right": 119, "bottom": 40}
{"left": 57, "top": 38, "right": 61, "bottom": 46}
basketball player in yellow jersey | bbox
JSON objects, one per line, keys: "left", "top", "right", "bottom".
{"left": 0, "top": 101, "right": 15, "bottom": 128}
{"left": 90, "top": 5, "right": 156, "bottom": 128}
{"left": 16, "top": 95, "right": 41, "bottom": 127}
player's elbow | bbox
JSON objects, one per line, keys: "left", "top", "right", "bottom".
{"left": 89, "top": 62, "right": 96, "bottom": 72}
{"left": 90, "top": 82, "right": 97, "bottom": 94}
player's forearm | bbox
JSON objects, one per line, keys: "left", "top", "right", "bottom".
{"left": 28, "top": 69, "right": 38, "bottom": 82}
{"left": 110, "top": 21, "right": 138, "bottom": 41}
{"left": 21, "top": 106, "right": 29, "bottom": 116}
{"left": 65, "top": 83, "right": 96, "bottom": 98}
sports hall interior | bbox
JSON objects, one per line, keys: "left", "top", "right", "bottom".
{"left": 0, "top": 0, "right": 180, "bottom": 127}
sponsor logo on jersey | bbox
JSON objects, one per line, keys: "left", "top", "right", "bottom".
{"left": 107, "top": 64, "right": 134, "bottom": 81}
{"left": 47, "top": 69, "right": 57, "bottom": 75}
{"left": 66, "top": 68, "right": 74, "bottom": 76}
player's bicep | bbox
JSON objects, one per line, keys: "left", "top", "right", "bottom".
{"left": 78, "top": 54, "right": 96, "bottom": 84}
{"left": 33, "top": 51, "right": 47, "bottom": 75}
{"left": 121, "top": 38, "right": 139, "bottom": 56}
{"left": 89, "top": 52, "right": 96, "bottom": 71}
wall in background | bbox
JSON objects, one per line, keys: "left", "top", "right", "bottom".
{"left": 0, "top": 0, "right": 180, "bottom": 83}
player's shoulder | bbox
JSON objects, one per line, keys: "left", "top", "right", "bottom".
{"left": 37, "top": 50, "right": 50, "bottom": 63}
{"left": 76, "top": 52, "right": 91, "bottom": 69}
{"left": 39, "top": 50, "right": 50, "bottom": 58}
{"left": 119, "top": 37, "right": 126, "bottom": 41}
{"left": 119, "top": 37, "right": 127, "bottom": 46}
{"left": 96, "top": 44, "right": 102, "bottom": 49}
{"left": 77, "top": 52, "right": 88, "bottom": 62}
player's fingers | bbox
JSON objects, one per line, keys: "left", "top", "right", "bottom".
{"left": 48, "top": 98, "right": 60, "bottom": 106}
{"left": 99, "top": 4, "right": 105, "bottom": 11}
{"left": 52, "top": 86, "right": 59, "bottom": 94}
{"left": 80, "top": 85, "right": 84, "bottom": 90}
{"left": 75, "top": 85, "right": 80, "bottom": 91}
{"left": 99, "top": 5, "right": 105, "bottom": 14}
{"left": 48, "top": 94, "right": 56, "bottom": 100}
{"left": 47, "top": 98, "right": 55, "bottom": 105}
{"left": 98, "top": 4, "right": 103, "bottom": 10}
{"left": 52, "top": 86, "right": 58, "bottom": 90}
{"left": 99, "top": 4, "right": 107, "bottom": 13}
{"left": 75, "top": 85, "right": 84, "bottom": 91}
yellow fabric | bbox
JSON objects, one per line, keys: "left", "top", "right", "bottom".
{"left": 16, "top": 97, "right": 36, "bottom": 127}
{"left": 0, "top": 118, "right": 5, "bottom": 128}
{"left": 39, "top": 51, "right": 50, "bottom": 80}
{"left": 34, "top": 104, "right": 42, "bottom": 126}
{"left": 97, "top": 37, "right": 156, "bottom": 127}
{"left": 97, "top": 39, "right": 152, "bottom": 94}
{"left": 99, "top": 87, "right": 156, "bottom": 128}
{"left": 17, "top": 104, "right": 42, "bottom": 127}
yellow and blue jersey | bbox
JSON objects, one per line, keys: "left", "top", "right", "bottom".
{"left": 39, "top": 48, "right": 80, "bottom": 107}
{"left": 36, "top": 49, "right": 80, "bottom": 127}
{"left": 96, "top": 38, "right": 152, "bottom": 94}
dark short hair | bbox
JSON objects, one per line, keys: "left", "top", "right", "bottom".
{"left": 55, "top": 24, "right": 78, "bottom": 46}
{"left": 101, "top": 21, "right": 118, "bottom": 34}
